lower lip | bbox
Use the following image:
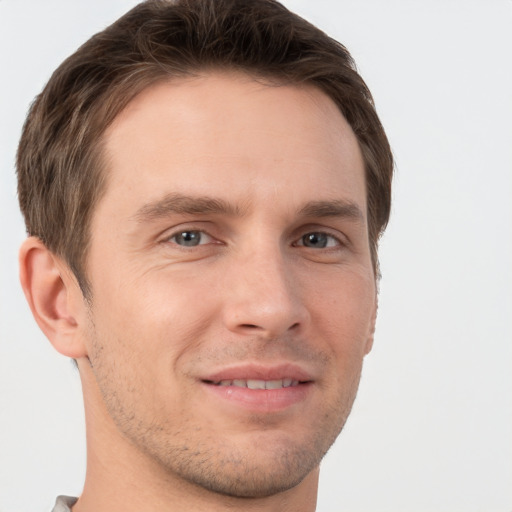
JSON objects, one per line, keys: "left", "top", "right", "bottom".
{"left": 201, "top": 382, "right": 313, "bottom": 413}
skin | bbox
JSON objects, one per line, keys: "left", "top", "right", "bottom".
{"left": 20, "top": 72, "right": 377, "bottom": 512}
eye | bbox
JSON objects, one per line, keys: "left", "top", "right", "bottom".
{"left": 296, "top": 232, "right": 340, "bottom": 249}
{"left": 168, "top": 230, "right": 212, "bottom": 247}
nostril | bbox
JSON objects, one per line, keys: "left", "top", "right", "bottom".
{"left": 239, "top": 322, "right": 300, "bottom": 332}
{"left": 241, "top": 324, "right": 259, "bottom": 329}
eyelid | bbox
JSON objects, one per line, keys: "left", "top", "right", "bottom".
{"left": 160, "top": 226, "right": 217, "bottom": 246}
{"left": 293, "top": 226, "right": 349, "bottom": 248}
{"left": 294, "top": 232, "right": 342, "bottom": 248}
{"left": 173, "top": 230, "right": 212, "bottom": 245}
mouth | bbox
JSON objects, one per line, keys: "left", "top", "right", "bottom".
{"left": 203, "top": 378, "right": 302, "bottom": 389}
{"left": 199, "top": 364, "right": 314, "bottom": 412}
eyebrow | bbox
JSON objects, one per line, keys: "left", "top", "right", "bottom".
{"left": 133, "top": 194, "right": 364, "bottom": 224}
{"left": 133, "top": 193, "right": 245, "bottom": 223}
{"left": 298, "top": 200, "right": 365, "bottom": 222}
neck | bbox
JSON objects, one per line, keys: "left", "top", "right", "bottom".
{"left": 73, "top": 362, "right": 319, "bottom": 512}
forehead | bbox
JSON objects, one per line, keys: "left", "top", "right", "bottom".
{"left": 98, "top": 71, "right": 366, "bottom": 219}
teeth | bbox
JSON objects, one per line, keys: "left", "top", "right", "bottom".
{"left": 215, "top": 379, "right": 300, "bottom": 389}
{"left": 265, "top": 379, "right": 283, "bottom": 390}
{"left": 247, "top": 379, "right": 266, "bottom": 390}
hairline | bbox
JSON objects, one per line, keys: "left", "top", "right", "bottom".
{"left": 82, "top": 75, "right": 378, "bottom": 299}
{"left": 74, "top": 68, "right": 379, "bottom": 299}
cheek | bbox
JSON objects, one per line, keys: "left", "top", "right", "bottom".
{"left": 306, "top": 268, "right": 376, "bottom": 361}
{"left": 89, "top": 267, "right": 221, "bottom": 364}
{"left": 85, "top": 271, "right": 218, "bottom": 417}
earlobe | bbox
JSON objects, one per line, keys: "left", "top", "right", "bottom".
{"left": 19, "top": 237, "right": 88, "bottom": 359}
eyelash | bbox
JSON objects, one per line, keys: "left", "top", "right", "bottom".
{"left": 165, "top": 229, "right": 215, "bottom": 248}
{"left": 163, "top": 228, "right": 344, "bottom": 250}
{"left": 294, "top": 232, "right": 342, "bottom": 249}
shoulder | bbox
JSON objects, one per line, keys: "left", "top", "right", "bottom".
{"left": 51, "top": 496, "right": 78, "bottom": 512}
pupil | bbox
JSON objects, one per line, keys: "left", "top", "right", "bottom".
{"left": 304, "top": 233, "right": 327, "bottom": 248}
{"left": 177, "top": 231, "right": 200, "bottom": 246}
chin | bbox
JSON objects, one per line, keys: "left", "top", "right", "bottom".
{"left": 152, "top": 426, "right": 339, "bottom": 499}
{"left": 177, "top": 444, "right": 320, "bottom": 498}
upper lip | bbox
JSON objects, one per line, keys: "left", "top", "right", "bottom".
{"left": 200, "top": 363, "right": 315, "bottom": 384}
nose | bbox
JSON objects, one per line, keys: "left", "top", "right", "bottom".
{"left": 221, "top": 244, "right": 309, "bottom": 339}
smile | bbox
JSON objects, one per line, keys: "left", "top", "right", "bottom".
{"left": 200, "top": 365, "right": 314, "bottom": 413}
{"left": 206, "top": 378, "right": 301, "bottom": 389}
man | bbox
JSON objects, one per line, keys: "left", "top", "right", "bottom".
{"left": 16, "top": 0, "right": 393, "bottom": 510}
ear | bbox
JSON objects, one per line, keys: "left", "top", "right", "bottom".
{"left": 364, "top": 294, "right": 378, "bottom": 356}
{"left": 19, "top": 237, "right": 88, "bottom": 359}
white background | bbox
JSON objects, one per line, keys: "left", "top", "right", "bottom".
{"left": 1, "top": 1, "right": 511, "bottom": 511}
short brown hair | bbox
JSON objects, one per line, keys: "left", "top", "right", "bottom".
{"left": 17, "top": 0, "right": 393, "bottom": 296}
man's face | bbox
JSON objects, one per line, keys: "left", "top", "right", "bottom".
{"left": 81, "top": 72, "right": 376, "bottom": 497}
